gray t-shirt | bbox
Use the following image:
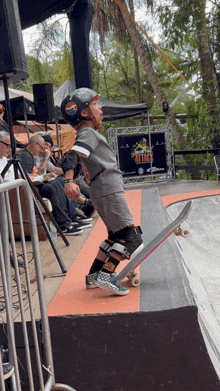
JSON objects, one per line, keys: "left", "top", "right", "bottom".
{"left": 72, "top": 126, "right": 123, "bottom": 198}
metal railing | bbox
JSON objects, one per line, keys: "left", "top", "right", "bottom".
{"left": 0, "top": 178, "right": 76, "bottom": 391}
{"left": 174, "top": 149, "right": 219, "bottom": 179}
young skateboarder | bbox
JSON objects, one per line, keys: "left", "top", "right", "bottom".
{"left": 61, "top": 88, "right": 143, "bottom": 295}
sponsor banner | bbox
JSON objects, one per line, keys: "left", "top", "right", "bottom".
{"left": 118, "top": 133, "right": 167, "bottom": 177}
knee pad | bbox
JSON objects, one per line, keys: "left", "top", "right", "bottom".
{"left": 111, "top": 226, "right": 143, "bottom": 260}
{"left": 99, "top": 239, "right": 113, "bottom": 255}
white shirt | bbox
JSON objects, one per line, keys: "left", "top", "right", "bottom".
{"left": 0, "top": 157, "right": 15, "bottom": 181}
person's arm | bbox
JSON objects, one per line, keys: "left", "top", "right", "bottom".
{"left": 20, "top": 151, "right": 55, "bottom": 183}
{"left": 61, "top": 150, "right": 81, "bottom": 200}
{"left": 50, "top": 165, "right": 63, "bottom": 176}
{"left": 37, "top": 149, "right": 50, "bottom": 175}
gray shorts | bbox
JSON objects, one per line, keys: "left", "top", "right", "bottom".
{"left": 91, "top": 192, "right": 135, "bottom": 233}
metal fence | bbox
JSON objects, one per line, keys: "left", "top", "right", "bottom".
{"left": 0, "top": 178, "right": 76, "bottom": 391}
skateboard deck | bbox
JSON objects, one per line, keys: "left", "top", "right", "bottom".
{"left": 116, "top": 200, "right": 193, "bottom": 286}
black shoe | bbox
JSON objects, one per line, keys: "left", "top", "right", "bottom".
{"left": 76, "top": 213, "right": 93, "bottom": 223}
{"left": 80, "top": 200, "right": 95, "bottom": 218}
{"left": 61, "top": 224, "right": 83, "bottom": 236}
{"left": 73, "top": 219, "right": 92, "bottom": 230}
{"left": 3, "top": 363, "right": 14, "bottom": 380}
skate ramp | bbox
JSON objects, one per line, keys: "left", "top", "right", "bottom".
{"left": 167, "top": 195, "right": 220, "bottom": 380}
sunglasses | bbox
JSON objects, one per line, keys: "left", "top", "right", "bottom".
{"left": 0, "top": 140, "right": 11, "bottom": 148}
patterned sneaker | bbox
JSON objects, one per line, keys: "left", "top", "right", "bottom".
{"left": 86, "top": 272, "right": 118, "bottom": 289}
{"left": 3, "top": 363, "right": 14, "bottom": 380}
{"left": 94, "top": 271, "right": 129, "bottom": 296}
{"left": 85, "top": 272, "right": 98, "bottom": 289}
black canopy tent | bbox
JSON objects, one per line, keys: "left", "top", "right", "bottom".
{"left": 0, "top": 80, "right": 148, "bottom": 123}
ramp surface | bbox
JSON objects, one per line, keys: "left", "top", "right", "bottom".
{"left": 166, "top": 195, "right": 220, "bottom": 380}
{"left": 46, "top": 185, "right": 220, "bottom": 390}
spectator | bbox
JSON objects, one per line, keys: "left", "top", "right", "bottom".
{"left": 0, "top": 131, "right": 14, "bottom": 181}
{"left": 19, "top": 135, "right": 84, "bottom": 236}
{"left": 34, "top": 135, "right": 93, "bottom": 225}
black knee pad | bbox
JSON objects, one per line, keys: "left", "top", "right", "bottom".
{"left": 114, "top": 226, "right": 142, "bottom": 242}
{"left": 99, "top": 239, "right": 113, "bottom": 255}
{"left": 111, "top": 226, "right": 143, "bottom": 260}
{"left": 108, "top": 231, "right": 116, "bottom": 241}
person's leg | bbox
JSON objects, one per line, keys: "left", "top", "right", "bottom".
{"left": 55, "top": 177, "right": 92, "bottom": 226}
{"left": 37, "top": 183, "right": 72, "bottom": 229}
{"left": 85, "top": 231, "right": 114, "bottom": 289}
{"left": 52, "top": 178, "right": 78, "bottom": 221}
{"left": 91, "top": 193, "right": 143, "bottom": 295}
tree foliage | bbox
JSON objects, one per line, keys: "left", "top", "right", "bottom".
{"left": 13, "top": 1, "right": 220, "bottom": 177}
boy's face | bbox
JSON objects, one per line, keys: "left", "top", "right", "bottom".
{"left": 86, "top": 99, "right": 103, "bottom": 129}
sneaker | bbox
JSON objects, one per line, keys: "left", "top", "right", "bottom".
{"left": 61, "top": 224, "right": 83, "bottom": 236}
{"left": 3, "top": 363, "right": 14, "bottom": 380}
{"left": 94, "top": 271, "right": 129, "bottom": 296}
{"left": 80, "top": 200, "right": 95, "bottom": 218}
{"left": 76, "top": 213, "right": 93, "bottom": 223}
{"left": 72, "top": 219, "right": 92, "bottom": 230}
{"left": 86, "top": 272, "right": 98, "bottom": 289}
{"left": 86, "top": 272, "right": 118, "bottom": 289}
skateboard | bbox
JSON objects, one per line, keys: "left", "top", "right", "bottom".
{"left": 116, "top": 200, "right": 193, "bottom": 287}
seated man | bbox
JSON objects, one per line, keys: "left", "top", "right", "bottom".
{"left": 34, "top": 134, "right": 92, "bottom": 225}
{"left": 19, "top": 135, "right": 85, "bottom": 236}
{"left": 34, "top": 134, "right": 63, "bottom": 176}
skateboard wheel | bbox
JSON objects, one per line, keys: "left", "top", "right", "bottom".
{"left": 131, "top": 277, "right": 140, "bottom": 287}
{"left": 180, "top": 229, "right": 190, "bottom": 238}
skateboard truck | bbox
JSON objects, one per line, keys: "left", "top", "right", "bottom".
{"left": 174, "top": 226, "right": 190, "bottom": 238}
{"left": 127, "top": 271, "right": 141, "bottom": 287}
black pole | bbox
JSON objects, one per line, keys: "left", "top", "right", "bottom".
{"left": 2, "top": 76, "right": 18, "bottom": 178}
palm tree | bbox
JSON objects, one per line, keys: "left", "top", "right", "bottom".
{"left": 92, "top": 0, "right": 185, "bottom": 150}
{"left": 191, "top": 0, "right": 220, "bottom": 148}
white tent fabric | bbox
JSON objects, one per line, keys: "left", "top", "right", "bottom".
{"left": 0, "top": 86, "right": 34, "bottom": 102}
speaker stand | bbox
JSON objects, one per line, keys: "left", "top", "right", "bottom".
{"left": 0, "top": 75, "right": 68, "bottom": 274}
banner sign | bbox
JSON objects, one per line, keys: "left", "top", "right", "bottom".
{"left": 118, "top": 132, "right": 167, "bottom": 177}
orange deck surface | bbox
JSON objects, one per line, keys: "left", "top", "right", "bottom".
{"left": 162, "top": 189, "right": 220, "bottom": 206}
{"left": 47, "top": 190, "right": 142, "bottom": 316}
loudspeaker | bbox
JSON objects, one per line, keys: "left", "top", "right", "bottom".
{"left": 162, "top": 102, "right": 169, "bottom": 113}
{"left": 33, "top": 84, "right": 55, "bottom": 122}
{"left": 0, "top": 0, "right": 29, "bottom": 81}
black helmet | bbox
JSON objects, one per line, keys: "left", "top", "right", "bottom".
{"left": 61, "top": 87, "right": 99, "bottom": 126}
